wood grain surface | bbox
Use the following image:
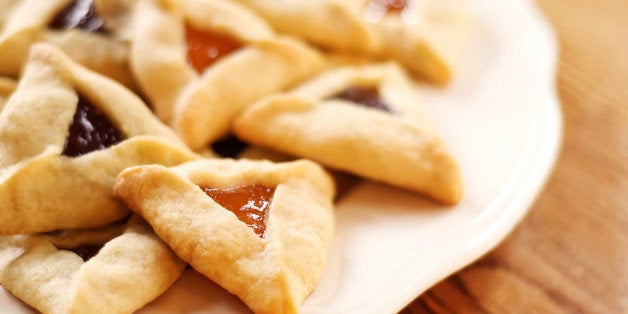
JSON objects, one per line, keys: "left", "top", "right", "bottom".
{"left": 402, "top": 0, "right": 628, "bottom": 313}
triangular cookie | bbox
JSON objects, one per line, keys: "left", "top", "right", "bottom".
{"left": 234, "top": 62, "right": 462, "bottom": 204}
{"left": 0, "top": 0, "right": 137, "bottom": 88}
{"left": 114, "top": 158, "right": 335, "bottom": 314}
{"left": 365, "top": 0, "right": 474, "bottom": 84}
{"left": 231, "top": 0, "right": 473, "bottom": 84}
{"left": 229, "top": 0, "right": 380, "bottom": 54}
{"left": 0, "top": 216, "right": 185, "bottom": 314}
{"left": 130, "top": 0, "right": 324, "bottom": 149}
{"left": 0, "top": 43, "right": 198, "bottom": 235}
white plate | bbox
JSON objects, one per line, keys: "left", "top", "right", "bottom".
{"left": 0, "top": 0, "right": 561, "bottom": 312}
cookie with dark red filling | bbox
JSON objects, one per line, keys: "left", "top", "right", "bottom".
{"left": 0, "top": 216, "right": 185, "bottom": 314}
{"left": 230, "top": 0, "right": 473, "bottom": 84}
{"left": 0, "top": 44, "right": 198, "bottom": 235}
{"left": 234, "top": 63, "right": 462, "bottom": 204}
{"left": 0, "top": 0, "right": 138, "bottom": 88}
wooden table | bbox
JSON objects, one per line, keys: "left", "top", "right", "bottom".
{"left": 402, "top": 0, "right": 628, "bottom": 313}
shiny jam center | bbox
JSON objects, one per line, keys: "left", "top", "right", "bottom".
{"left": 49, "top": 0, "right": 106, "bottom": 33}
{"left": 62, "top": 95, "right": 124, "bottom": 157}
{"left": 70, "top": 244, "right": 102, "bottom": 261}
{"left": 200, "top": 184, "right": 275, "bottom": 238}
{"left": 332, "top": 86, "right": 392, "bottom": 113}
{"left": 211, "top": 134, "right": 248, "bottom": 158}
{"left": 185, "top": 24, "right": 242, "bottom": 74}
{"left": 370, "top": 0, "right": 408, "bottom": 13}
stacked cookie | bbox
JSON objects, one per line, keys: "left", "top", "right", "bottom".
{"left": 0, "top": 0, "right": 471, "bottom": 313}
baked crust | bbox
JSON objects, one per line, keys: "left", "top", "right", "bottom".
{"left": 232, "top": 0, "right": 473, "bottom": 84}
{"left": 0, "top": 0, "right": 20, "bottom": 30}
{"left": 130, "top": 0, "right": 324, "bottom": 149}
{"left": 234, "top": 63, "right": 462, "bottom": 204}
{"left": 0, "top": 216, "right": 186, "bottom": 314}
{"left": 367, "top": 0, "right": 474, "bottom": 84}
{"left": 114, "top": 158, "right": 335, "bottom": 314}
{"left": 0, "top": 0, "right": 137, "bottom": 88}
{"left": 229, "top": 0, "right": 380, "bottom": 54}
{"left": 0, "top": 44, "right": 198, "bottom": 235}
{"left": 0, "top": 76, "right": 16, "bottom": 111}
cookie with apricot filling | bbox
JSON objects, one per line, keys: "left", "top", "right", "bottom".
{"left": 0, "top": 0, "right": 137, "bottom": 88}
{"left": 130, "top": 0, "right": 324, "bottom": 149}
{"left": 0, "top": 43, "right": 198, "bottom": 235}
{"left": 0, "top": 216, "right": 185, "bottom": 314}
{"left": 234, "top": 62, "right": 462, "bottom": 204}
{"left": 114, "top": 158, "right": 335, "bottom": 314}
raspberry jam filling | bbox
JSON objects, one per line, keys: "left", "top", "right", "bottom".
{"left": 49, "top": 0, "right": 106, "bottom": 33}
{"left": 211, "top": 134, "right": 248, "bottom": 158}
{"left": 332, "top": 86, "right": 392, "bottom": 113}
{"left": 62, "top": 95, "right": 124, "bottom": 157}
{"left": 374, "top": 0, "right": 408, "bottom": 13}
{"left": 185, "top": 24, "right": 242, "bottom": 74}
{"left": 70, "top": 244, "right": 103, "bottom": 261}
{"left": 363, "top": 0, "right": 409, "bottom": 22}
{"left": 200, "top": 184, "right": 275, "bottom": 238}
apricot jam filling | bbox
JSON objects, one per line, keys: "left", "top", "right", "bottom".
{"left": 49, "top": 0, "right": 106, "bottom": 33}
{"left": 185, "top": 24, "right": 243, "bottom": 74}
{"left": 200, "top": 184, "right": 275, "bottom": 238}
{"left": 62, "top": 95, "right": 124, "bottom": 157}
{"left": 331, "top": 86, "right": 392, "bottom": 113}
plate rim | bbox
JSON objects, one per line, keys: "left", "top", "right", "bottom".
{"left": 0, "top": 0, "right": 563, "bottom": 313}
{"left": 386, "top": 1, "right": 564, "bottom": 312}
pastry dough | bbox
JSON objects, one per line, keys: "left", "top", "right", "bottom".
{"left": 130, "top": 0, "right": 324, "bottom": 149}
{"left": 114, "top": 158, "right": 335, "bottom": 314}
{"left": 234, "top": 62, "right": 462, "bottom": 204}
{"left": 228, "top": 0, "right": 380, "bottom": 54}
{"left": 0, "top": 76, "right": 16, "bottom": 111}
{"left": 0, "top": 216, "right": 186, "bottom": 314}
{"left": 0, "top": 0, "right": 137, "bottom": 88}
{"left": 0, "top": 0, "right": 20, "bottom": 30}
{"left": 231, "top": 0, "right": 472, "bottom": 84}
{"left": 366, "top": 0, "right": 474, "bottom": 84}
{"left": 0, "top": 43, "right": 198, "bottom": 235}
